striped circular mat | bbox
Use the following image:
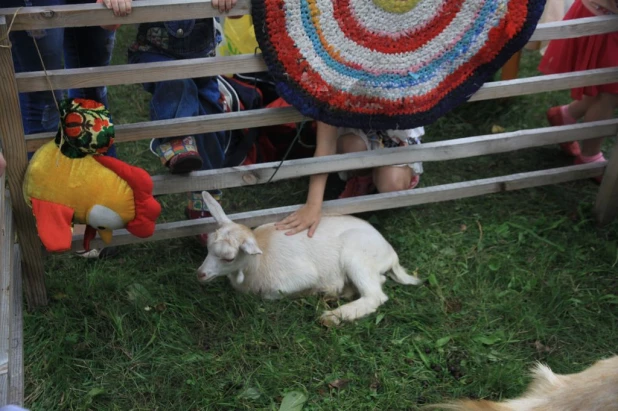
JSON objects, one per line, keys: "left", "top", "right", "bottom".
{"left": 251, "top": 0, "right": 546, "bottom": 130}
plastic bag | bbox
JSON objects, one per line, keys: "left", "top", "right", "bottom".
{"left": 217, "top": 16, "right": 260, "bottom": 56}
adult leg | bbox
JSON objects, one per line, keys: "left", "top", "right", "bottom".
{"left": 63, "top": 22, "right": 117, "bottom": 157}
{"left": 9, "top": 10, "right": 64, "bottom": 137}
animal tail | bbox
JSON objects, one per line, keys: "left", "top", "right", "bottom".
{"left": 421, "top": 400, "right": 513, "bottom": 411}
{"left": 389, "top": 258, "right": 422, "bottom": 285}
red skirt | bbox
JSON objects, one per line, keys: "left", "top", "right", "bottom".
{"left": 538, "top": 0, "right": 618, "bottom": 100}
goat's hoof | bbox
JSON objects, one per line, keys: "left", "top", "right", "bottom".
{"left": 320, "top": 311, "right": 342, "bottom": 328}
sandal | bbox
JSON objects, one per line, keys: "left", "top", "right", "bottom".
{"left": 574, "top": 153, "right": 605, "bottom": 184}
{"left": 546, "top": 106, "right": 581, "bottom": 157}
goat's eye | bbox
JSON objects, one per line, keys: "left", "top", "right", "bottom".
{"left": 222, "top": 258, "right": 234, "bottom": 263}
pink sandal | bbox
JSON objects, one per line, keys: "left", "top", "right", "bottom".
{"left": 546, "top": 106, "right": 581, "bottom": 157}
{"left": 574, "top": 153, "right": 606, "bottom": 184}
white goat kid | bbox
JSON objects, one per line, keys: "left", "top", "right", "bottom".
{"left": 196, "top": 191, "right": 422, "bottom": 326}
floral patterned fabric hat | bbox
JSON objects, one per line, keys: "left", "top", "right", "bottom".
{"left": 54, "top": 98, "right": 115, "bottom": 158}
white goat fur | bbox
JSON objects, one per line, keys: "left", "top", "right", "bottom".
{"left": 425, "top": 355, "right": 618, "bottom": 411}
{"left": 196, "top": 191, "right": 421, "bottom": 325}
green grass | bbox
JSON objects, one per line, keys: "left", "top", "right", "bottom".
{"left": 23, "top": 26, "right": 618, "bottom": 410}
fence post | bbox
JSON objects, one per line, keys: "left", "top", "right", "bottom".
{"left": 595, "top": 138, "right": 618, "bottom": 225}
{"left": 500, "top": 51, "right": 522, "bottom": 81}
{"left": 0, "top": 16, "right": 48, "bottom": 309}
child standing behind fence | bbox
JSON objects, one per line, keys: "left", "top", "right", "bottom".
{"left": 127, "top": 0, "right": 237, "bottom": 246}
{"left": 539, "top": 0, "right": 618, "bottom": 183}
{"left": 275, "top": 122, "right": 424, "bottom": 237}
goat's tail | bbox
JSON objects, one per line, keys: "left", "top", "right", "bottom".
{"left": 421, "top": 401, "right": 513, "bottom": 411}
{"left": 389, "top": 258, "right": 422, "bottom": 285}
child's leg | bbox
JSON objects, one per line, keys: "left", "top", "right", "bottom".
{"left": 337, "top": 132, "right": 375, "bottom": 199}
{"left": 580, "top": 93, "right": 618, "bottom": 157}
{"left": 338, "top": 132, "right": 370, "bottom": 175}
{"left": 547, "top": 96, "right": 598, "bottom": 157}
{"left": 373, "top": 166, "right": 419, "bottom": 193}
{"left": 567, "top": 95, "right": 598, "bottom": 120}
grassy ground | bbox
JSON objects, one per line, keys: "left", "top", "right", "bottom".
{"left": 22, "top": 26, "right": 618, "bottom": 410}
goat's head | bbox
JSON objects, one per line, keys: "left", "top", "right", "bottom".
{"left": 196, "top": 191, "right": 262, "bottom": 283}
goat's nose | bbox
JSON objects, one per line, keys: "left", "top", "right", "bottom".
{"left": 196, "top": 271, "right": 207, "bottom": 281}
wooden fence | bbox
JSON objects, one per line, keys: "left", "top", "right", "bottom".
{"left": 0, "top": 3, "right": 617, "bottom": 403}
{"left": 0, "top": 148, "right": 25, "bottom": 407}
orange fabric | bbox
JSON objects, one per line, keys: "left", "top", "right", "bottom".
{"left": 31, "top": 198, "right": 74, "bottom": 252}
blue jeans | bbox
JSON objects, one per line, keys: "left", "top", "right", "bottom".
{"left": 5, "top": 0, "right": 117, "bottom": 157}
{"left": 128, "top": 50, "right": 228, "bottom": 171}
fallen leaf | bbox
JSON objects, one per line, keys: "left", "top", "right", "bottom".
{"left": 328, "top": 379, "right": 350, "bottom": 390}
{"left": 534, "top": 340, "right": 552, "bottom": 353}
{"left": 460, "top": 224, "right": 467, "bottom": 232}
{"left": 238, "top": 387, "right": 261, "bottom": 400}
{"left": 491, "top": 125, "right": 505, "bottom": 133}
{"left": 279, "top": 391, "right": 307, "bottom": 411}
{"left": 375, "top": 313, "right": 385, "bottom": 325}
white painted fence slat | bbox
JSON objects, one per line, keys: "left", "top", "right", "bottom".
{"left": 23, "top": 68, "right": 618, "bottom": 152}
{"left": 151, "top": 119, "right": 618, "bottom": 194}
{"left": 73, "top": 162, "right": 606, "bottom": 250}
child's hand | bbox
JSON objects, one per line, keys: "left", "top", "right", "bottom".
{"left": 275, "top": 203, "right": 322, "bottom": 237}
{"left": 100, "top": 0, "right": 131, "bottom": 17}
{"left": 212, "top": 0, "right": 237, "bottom": 13}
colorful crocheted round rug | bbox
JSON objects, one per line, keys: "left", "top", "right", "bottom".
{"left": 251, "top": 0, "right": 546, "bottom": 130}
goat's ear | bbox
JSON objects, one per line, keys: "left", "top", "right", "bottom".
{"left": 202, "top": 191, "right": 232, "bottom": 226}
{"left": 240, "top": 238, "right": 263, "bottom": 255}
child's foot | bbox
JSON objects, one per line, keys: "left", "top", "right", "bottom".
{"left": 339, "top": 175, "right": 375, "bottom": 199}
{"left": 409, "top": 174, "right": 420, "bottom": 189}
{"left": 546, "top": 106, "right": 581, "bottom": 157}
{"left": 154, "top": 136, "right": 203, "bottom": 174}
{"left": 574, "top": 152, "right": 606, "bottom": 184}
{"left": 185, "top": 190, "right": 222, "bottom": 246}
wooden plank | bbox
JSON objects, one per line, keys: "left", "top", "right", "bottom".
{"left": 73, "top": 162, "right": 606, "bottom": 250}
{"left": 468, "top": 67, "right": 618, "bottom": 102}
{"left": 595, "top": 136, "right": 618, "bottom": 225}
{"left": 2, "top": 0, "right": 251, "bottom": 31}
{"left": 15, "top": 54, "right": 267, "bottom": 93}
{"left": 500, "top": 51, "right": 521, "bottom": 81}
{"left": 26, "top": 106, "right": 308, "bottom": 152}
{"left": 0, "top": 190, "right": 13, "bottom": 406}
{"left": 529, "top": 15, "right": 618, "bottom": 42}
{"left": 8, "top": 244, "right": 24, "bottom": 406}
{"left": 151, "top": 119, "right": 618, "bottom": 195}
{"left": 24, "top": 68, "right": 618, "bottom": 152}
{"left": 0, "top": 18, "right": 47, "bottom": 309}
{"left": 14, "top": 41, "right": 618, "bottom": 93}
{"left": 2, "top": 1, "right": 615, "bottom": 37}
